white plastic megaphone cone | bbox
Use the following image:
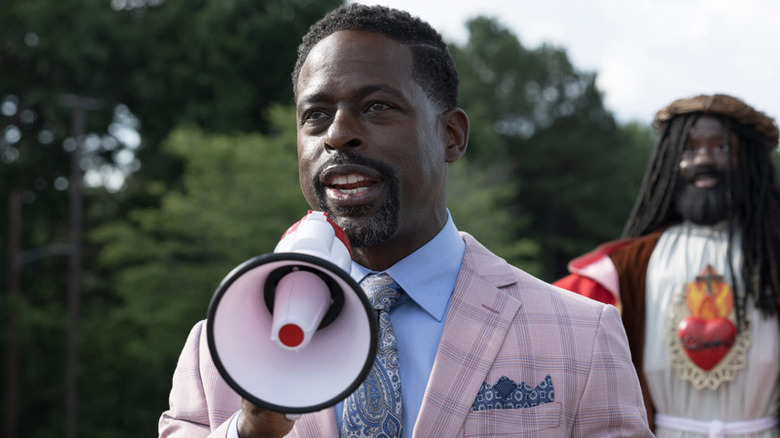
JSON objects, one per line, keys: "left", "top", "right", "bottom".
{"left": 206, "top": 211, "right": 378, "bottom": 414}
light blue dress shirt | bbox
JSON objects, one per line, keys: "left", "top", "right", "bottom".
{"left": 336, "top": 212, "right": 466, "bottom": 437}
{"left": 229, "top": 213, "right": 465, "bottom": 438}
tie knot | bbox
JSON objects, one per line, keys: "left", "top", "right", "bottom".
{"left": 361, "top": 273, "right": 402, "bottom": 312}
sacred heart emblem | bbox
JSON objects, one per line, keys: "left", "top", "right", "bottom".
{"left": 677, "top": 264, "right": 736, "bottom": 371}
{"left": 677, "top": 316, "right": 736, "bottom": 370}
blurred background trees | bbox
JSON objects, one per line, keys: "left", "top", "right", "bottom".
{"left": 1, "top": 0, "right": 653, "bottom": 436}
{"left": 451, "top": 16, "right": 653, "bottom": 278}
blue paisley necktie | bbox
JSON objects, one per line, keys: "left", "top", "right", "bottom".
{"left": 341, "top": 273, "right": 403, "bottom": 438}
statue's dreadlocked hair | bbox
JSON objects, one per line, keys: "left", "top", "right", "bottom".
{"left": 622, "top": 114, "right": 696, "bottom": 237}
{"left": 734, "top": 120, "right": 780, "bottom": 316}
{"left": 622, "top": 111, "right": 780, "bottom": 325}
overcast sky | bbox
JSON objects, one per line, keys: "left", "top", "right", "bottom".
{"left": 351, "top": 0, "right": 780, "bottom": 126}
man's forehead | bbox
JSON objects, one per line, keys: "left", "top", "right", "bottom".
{"left": 296, "top": 30, "right": 415, "bottom": 97}
{"left": 685, "top": 115, "right": 740, "bottom": 142}
{"left": 689, "top": 115, "right": 725, "bottom": 133}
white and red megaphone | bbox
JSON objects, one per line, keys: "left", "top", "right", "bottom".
{"left": 206, "top": 211, "right": 378, "bottom": 414}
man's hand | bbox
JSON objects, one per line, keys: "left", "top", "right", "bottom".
{"left": 237, "top": 399, "right": 296, "bottom": 438}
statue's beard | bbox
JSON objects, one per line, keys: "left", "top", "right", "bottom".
{"left": 312, "top": 152, "right": 399, "bottom": 249}
{"left": 674, "top": 168, "right": 742, "bottom": 226}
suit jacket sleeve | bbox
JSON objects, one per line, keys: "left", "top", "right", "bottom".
{"left": 158, "top": 320, "right": 240, "bottom": 438}
{"left": 572, "top": 302, "right": 652, "bottom": 436}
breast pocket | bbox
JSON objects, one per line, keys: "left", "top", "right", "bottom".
{"left": 463, "top": 401, "right": 562, "bottom": 437}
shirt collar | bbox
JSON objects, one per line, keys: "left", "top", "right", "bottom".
{"left": 350, "top": 212, "right": 465, "bottom": 321}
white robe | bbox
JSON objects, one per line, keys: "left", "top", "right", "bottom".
{"left": 644, "top": 221, "right": 780, "bottom": 437}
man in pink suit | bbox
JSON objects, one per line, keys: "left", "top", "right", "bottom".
{"left": 159, "top": 4, "right": 651, "bottom": 437}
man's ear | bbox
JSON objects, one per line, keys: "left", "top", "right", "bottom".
{"left": 443, "top": 107, "right": 469, "bottom": 163}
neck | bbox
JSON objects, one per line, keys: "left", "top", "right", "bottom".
{"left": 351, "top": 236, "right": 429, "bottom": 271}
{"left": 351, "top": 214, "right": 448, "bottom": 271}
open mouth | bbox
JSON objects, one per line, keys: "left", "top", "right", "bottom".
{"left": 327, "top": 173, "right": 372, "bottom": 194}
{"left": 694, "top": 174, "right": 719, "bottom": 188}
{"left": 691, "top": 170, "right": 723, "bottom": 189}
{"left": 319, "top": 164, "right": 384, "bottom": 205}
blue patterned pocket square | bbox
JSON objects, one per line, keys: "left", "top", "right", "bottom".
{"left": 472, "top": 374, "right": 554, "bottom": 410}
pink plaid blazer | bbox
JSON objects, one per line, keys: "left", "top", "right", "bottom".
{"left": 159, "top": 233, "right": 652, "bottom": 437}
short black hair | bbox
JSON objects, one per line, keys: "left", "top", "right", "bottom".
{"left": 292, "top": 3, "right": 459, "bottom": 111}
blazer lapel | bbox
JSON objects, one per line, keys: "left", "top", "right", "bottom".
{"left": 412, "top": 234, "right": 522, "bottom": 437}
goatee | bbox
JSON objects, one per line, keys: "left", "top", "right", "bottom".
{"left": 312, "top": 152, "right": 400, "bottom": 248}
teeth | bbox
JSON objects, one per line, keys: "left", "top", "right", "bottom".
{"left": 339, "top": 187, "right": 368, "bottom": 194}
{"left": 332, "top": 174, "right": 366, "bottom": 186}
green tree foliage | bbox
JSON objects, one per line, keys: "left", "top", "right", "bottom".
{"left": 447, "top": 158, "right": 542, "bottom": 276}
{"left": 118, "top": 0, "right": 342, "bottom": 182}
{"left": 1, "top": 1, "right": 339, "bottom": 435}
{"left": 452, "top": 17, "right": 655, "bottom": 280}
{"left": 0, "top": 0, "right": 342, "bottom": 306}
{"left": 1, "top": 0, "right": 342, "bottom": 190}
{"left": 82, "top": 105, "right": 308, "bottom": 437}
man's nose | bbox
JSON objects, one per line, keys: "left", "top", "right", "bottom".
{"left": 691, "top": 145, "right": 717, "bottom": 166}
{"left": 324, "top": 110, "right": 365, "bottom": 152}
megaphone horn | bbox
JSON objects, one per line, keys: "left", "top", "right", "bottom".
{"left": 206, "top": 211, "right": 378, "bottom": 414}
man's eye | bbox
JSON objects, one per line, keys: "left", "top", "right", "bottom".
{"left": 302, "top": 109, "right": 327, "bottom": 123}
{"left": 366, "top": 102, "right": 392, "bottom": 113}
